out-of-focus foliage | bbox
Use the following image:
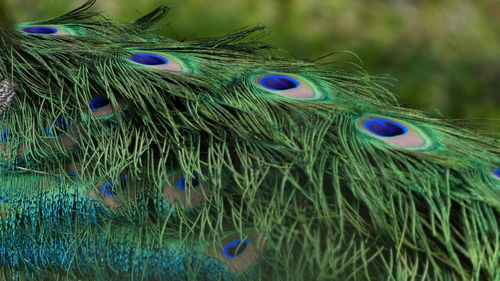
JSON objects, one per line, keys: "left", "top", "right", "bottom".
{"left": 3, "top": 0, "right": 499, "bottom": 130}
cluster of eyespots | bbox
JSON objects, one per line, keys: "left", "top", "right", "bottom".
{"left": 101, "top": 176, "right": 127, "bottom": 197}
{"left": 17, "top": 25, "right": 74, "bottom": 36}
{"left": 45, "top": 117, "right": 72, "bottom": 138}
{"left": 127, "top": 52, "right": 187, "bottom": 72}
{"left": 252, "top": 72, "right": 324, "bottom": 101}
{"left": 357, "top": 115, "right": 431, "bottom": 150}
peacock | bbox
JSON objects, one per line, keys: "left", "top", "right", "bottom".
{"left": 0, "top": 1, "right": 498, "bottom": 280}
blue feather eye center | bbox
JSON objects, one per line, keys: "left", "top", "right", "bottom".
{"left": 175, "top": 173, "right": 200, "bottom": 191}
{"left": 89, "top": 96, "right": 110, "bottom": 110}
{"left": 259, "top": 74, "right": 299, "bottom": 91}
{"left": 1, "top": 128, "right": 8, "bottom": 144}
{"left": 127, "top": 52, "right": 187, "bottom": 72}
{"left": 253, "top": 72, "right": 321, "bottom": 100}
{"left": 130, "top": 53, "right": 168, "bottom": 66}
{"left": 45, "top": 117, "right": 71, "bottom": 137}
{"left": 493, "top": 168, "right": 500, "bottom": 178}
{"left": 22, "top": 26, "right": 58, "bottom": 34}
{"left": 101, "top": 180, "right": 117, "bottom": 197}
{"left": 101, "top": 176, "right": 127, "bottom": 197}
{"left": 175, "top": 178, "right": 186, "bottom": 191}
{"left": 222, "top": 238, "right": 249, "bottom": 259}
{"left": 364, "top": 118, "right": 408, "bottom": 137}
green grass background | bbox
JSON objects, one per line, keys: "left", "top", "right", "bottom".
{"left": 2, "top": 0, "right": 499, "bottom": 130}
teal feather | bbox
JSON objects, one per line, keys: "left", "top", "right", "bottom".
{"left": 0, "top": 1, "right": 498, "bottom": 281}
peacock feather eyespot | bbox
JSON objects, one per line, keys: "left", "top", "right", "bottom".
{"left": 89, "top": 96, "right": 110, "bottom": 110}
{"left": 175, "top": 172, "right": 201, "bottom": 191}
{"left": 175, "top": 177, "right": 186, "bottom": 191}
{"left": 65, "top": 162, "right": 83, "bottom": 178}
{"left": 488, "top": 167, "right": 500, "bottom": 180}
{"left": 17, "top": 24, "right": 75, "bottom": 36}
{"left": 206, "top": 231, "right": 265, "bottom": 273}
{"left": 101, "top": 176, "right": 127, "bottom": 197}
{"left": 357, "top": 115, "right": 431, "bottom": 150}
{"left": 252, "top": 72, "right": 324, "bottom": 101}
{"left": 163, "top": 171, "right": 209, "bottom": 206}
{"left": 101, "top": 180, "right": 117, "bottom": 197}
{"left": 87, "top": 96, "right": 126, "bottom": 119}
{"left": 222, "top": 238, "right": 249, "bottom": 259}
{"left": 45, "top": 117, "right": 72, "bottom": 138}
{"left": 88, "top": 176, "right": 127, "bottom": 211}
{"left": 127, "top": 52, "right": 187, "bottom": 72}
{"left": 1, "top": 128, "right": 8, "bottom": 144}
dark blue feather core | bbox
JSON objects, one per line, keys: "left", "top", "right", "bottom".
{"left": 259, "top": 74, "right": 299, "bottom": 91}
{"left": 89, "top": 96, "right": 110, "bottom": 110}
{"left": 175, "top": 173, "right": 200, "bottom": 191}
{"left": 45, "top": 117, "right": 71, "bottom": 137}
{"left": 130, "top": 53, "right": 169, "bottom": 66}
{"left": 493, "top": 168, "right": 500, "bottom": 178}
{"left": 364, "top": 118, "right": 408, "bottom": 137}
{"left": 22, "top": 26, "right": 58, "bottom": 34}
{"left": 101, "top": 180, "right": 117, "bottom": 197}
{"left": 1, "top": 128, "right": 8, "bottom": 144}
{"left": 222, "top": 238, "right": 249, "bottom": 259}
{"left": 175, "top": 177, "right": 186, "bottom": 191}
{"left": 101, "top": 176, "right": 127, "bottom": 197}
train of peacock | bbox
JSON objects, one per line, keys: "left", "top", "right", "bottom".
{"left": 0, "top": 1, "right": 498, "bottom": 280}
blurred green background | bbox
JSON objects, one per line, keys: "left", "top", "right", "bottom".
{"left": 2, "top": 0, "right": 499, "bottom": 130}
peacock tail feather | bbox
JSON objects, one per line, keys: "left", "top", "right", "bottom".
{"left": 0, "top": 1, "right": 498, "bottom": 280}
